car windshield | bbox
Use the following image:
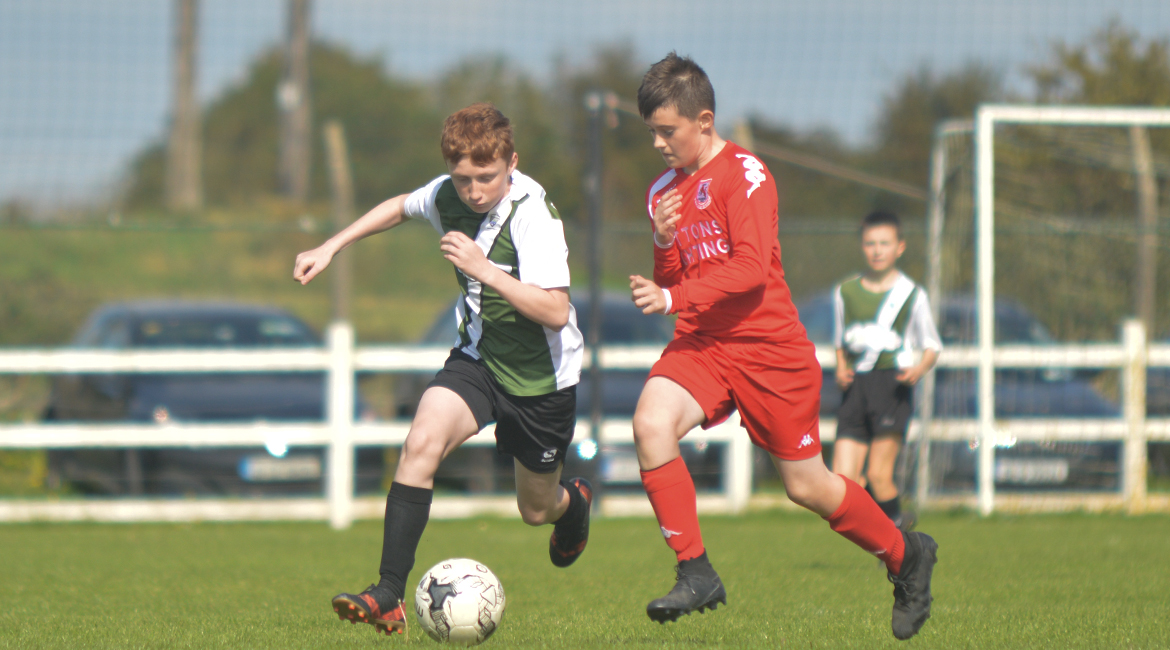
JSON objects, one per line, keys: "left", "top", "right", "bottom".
{"left": 130, "top": 315, "right": 317, "bottom": 347}
{"left": 797, "top": 293, "right": 1057, "bottom": 346}
{"left": 422, "top": 296, "right": 674, "bottom": 345}
{"left": 577, "top": 303, "right": 675, "bottom": 344}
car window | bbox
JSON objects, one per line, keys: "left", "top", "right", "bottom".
{"left": 73, "top": 314, "right": 113, "bottom": 346}
{"left": 99, "top": 318, "right": 132, "bottom": 349}
{"left": 131, "top": 315, "right": 317, "bottom": 347}
{"left": 797, "top": 292, "right": 1057, "bottom": 347}
{"left": 939, "top": 306, "right": 1055, "bottom": 345}
{"left": 578, "top": 304, "right": 674, "bottom": 344}
{"left": 797, "top": 297, "right": 834, "bottom": 344}
{"left": 421, "top": 297, "right": 674, "bottom": 345}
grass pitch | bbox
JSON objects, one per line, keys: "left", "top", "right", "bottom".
{"left": 1, "top": 510, "right": 1167, "bottom": 649}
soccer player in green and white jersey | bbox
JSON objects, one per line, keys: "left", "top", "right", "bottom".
{"left": 832, "top": 210, "right": 941, "bottom": 531}
{"left": 294, "top": 103, "right": 592, "bottom": 638}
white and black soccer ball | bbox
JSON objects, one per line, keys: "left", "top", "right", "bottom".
{"left": 414, "top": 558, "right": 506, "bottom": 646}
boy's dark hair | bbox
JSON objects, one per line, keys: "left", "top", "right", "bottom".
{"left": 440, "top": 103, "right": 514, "bottom": 166}
{"left": 860, "top": 210, "right": 903, "bottom": 239}
{"left": 637, "top": 52, "right": 716, "bottom": 120}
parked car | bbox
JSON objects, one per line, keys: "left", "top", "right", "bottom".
{"left": 795, "top": 292, "right": 1120, "bottom": 494}
{"left": 796, "top": 292, "right": 1119, "bottom": 418}
{"left": 44, "top": 300, "right": 380, "bottom": 497}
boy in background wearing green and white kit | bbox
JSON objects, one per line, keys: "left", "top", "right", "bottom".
{"left": 832, "top": 210, "right": 941, "bottom": 531}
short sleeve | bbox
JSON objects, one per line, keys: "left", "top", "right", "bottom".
{"left": 402, "top": 175, "right": 448, "bottom": 233}
{"left": 511, "top": 202, "right": 571, "bottom": 289}
{"left": 907, "top": 290, "right": 943, "bottom": 351}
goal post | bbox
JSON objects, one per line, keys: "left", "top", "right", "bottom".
{"left": 974, "top": 105, "right": 1170, "bottom": 515}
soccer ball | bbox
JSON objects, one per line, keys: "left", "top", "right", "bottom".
{"left": 414, "top": 558, "right": 506, "bottom": 646}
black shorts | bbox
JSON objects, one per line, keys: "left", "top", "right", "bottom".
{"left": 836, "top": 369, "right": 913, "bottom": 444}
{"left": 426, "top": 349, "right": 577, "bottom": 474}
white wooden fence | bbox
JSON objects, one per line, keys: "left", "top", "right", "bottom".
{"left": 1, "top": 320, "right": 1166, "bottom": 527}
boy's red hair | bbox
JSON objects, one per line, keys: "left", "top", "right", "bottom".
{"left": 440, "top": 103, "right": 514, "bottom": 166}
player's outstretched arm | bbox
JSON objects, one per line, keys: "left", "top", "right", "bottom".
{"left": 293, "top": 194, "right": 409, "bottom": 285}
{"left": 438, "top": 231, "right": 571, "bottom": 330}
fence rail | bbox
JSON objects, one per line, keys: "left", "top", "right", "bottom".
{"left": 1, "top": 320, "right": 1166, "bottom": 525}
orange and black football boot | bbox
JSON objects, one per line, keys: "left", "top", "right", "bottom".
{"left": 331, "top": 584, "right": 407, "bottom": 637}
{"left": 549, "top": 477, "right": 593, "bottom": 567}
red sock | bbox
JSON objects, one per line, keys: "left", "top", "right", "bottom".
{"left": 826, "top": 476, "right": 905, "bottom": 574}
{"left": 640, "top": 456, "right": 705, "bottom": 562}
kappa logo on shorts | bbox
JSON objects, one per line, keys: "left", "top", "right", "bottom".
{"left": 798, "top": 434, "right": 815, "bottom": 448}
{"left": 541, "top": 449, "right": 557, "bottom": 462}
{"left": 660, "top": 526, "right": 683, "bottom": 539}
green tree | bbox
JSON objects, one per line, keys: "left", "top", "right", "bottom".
{"left": 555, "top": 44, "right": 666, "bottom": 224}
{"left": 1030, "top": 22, "right": 1170, "bottom": 105}
{"left": 873, "top": 63, "right": 1002, "bottom": 188}
{"left": 125, "top": 43, "right": 445, "bottom": 216}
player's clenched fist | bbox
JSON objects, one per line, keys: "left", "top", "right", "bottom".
{"left": 652, "top": 188, "right": 682, "bottom": 247}
{"left": 293, "top": 245, "right": 335, "bottom": 285}
{"left": 440, "top": 231, "right": 496, "bottom": 283}
{"left": 630, "top": 275, "right": 668, "bottom": 315}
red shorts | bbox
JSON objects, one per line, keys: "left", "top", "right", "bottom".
{"left": 649, "top": 333, "right": 823, "bottom": 460}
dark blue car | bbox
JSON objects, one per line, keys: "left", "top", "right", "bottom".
{"left": 44, "top": 301, "right": 379, "bottom": 496}
{"left": 796, "top": 293, "right": 1121, "bottom": 494}
{"left": 796, "top": 293, "right": 1119, "bottom": 418}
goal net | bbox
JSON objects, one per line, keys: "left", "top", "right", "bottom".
{"left": 921, "top": 106, "right": 1170, "bottom": 512}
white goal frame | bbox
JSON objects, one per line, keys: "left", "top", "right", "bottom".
{"left": 974, "top": 105, "right": 1170, "bottom": 514}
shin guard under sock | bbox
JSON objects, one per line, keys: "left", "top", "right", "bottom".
{"left": 376, "top": 481, "right": 433, "bottom": 606}
{"left": 826, "top": 476, "right": 905, "bottom": 574}
{"left": 640, "top": 456, "right": 705, "bottom": 562}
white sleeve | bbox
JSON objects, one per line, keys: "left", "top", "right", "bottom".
{"left": 511, "top": 201, "right": 571, "bottom": 289}
{"left": 907, "top": 290, "right": 943, "bottom": 351}
{"left": 401, "top": 175, "right": 448, "bottom": 233}
{"left": 833, "top": 285, "right": 845, "bottom": 349}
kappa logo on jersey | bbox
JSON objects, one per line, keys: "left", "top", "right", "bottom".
{"left": 694, "top": 179, "right": 713, "bottom": 209}
{"left": 798, "top": 434, "right": 815, "bottom": 448}
{"left": 736, "top": 154, "right": 766, "bottom": 198}
{"left": 541, "top": 449, "right": 557, "bottom": 462}
{"left": 660, "top": 526, "right": 683, "bottom": 539}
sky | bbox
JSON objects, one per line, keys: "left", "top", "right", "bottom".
{"left": 1, "top": 0, "right": 1168, "bottom": 207}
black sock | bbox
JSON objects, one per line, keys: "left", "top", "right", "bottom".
{"left": 877, "top": 496, "right": 901, "bottom": 521}
{"left": 553, "top": 479, "right": 584, "bottom": 528}
{"left": 375, "top": 481, "right": 433, "bottom": 607}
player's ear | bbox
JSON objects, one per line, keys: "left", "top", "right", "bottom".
{"left": 696, "top": 109, "right": 715, "bottom": 132}
{"left": 507, "top": 151, "right": 519, "bottom": 175}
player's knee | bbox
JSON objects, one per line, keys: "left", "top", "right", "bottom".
{"left": 867, "top": 469, "right": 894, "bottom": 494}
{"left": 632, "top": 409, "right": 673, "bottom": 443}
{"left": 400, "top": 430, "right": 445, "bottom": 465}
{"left": 785, "top": 480, "right": 818, "bottom": 509}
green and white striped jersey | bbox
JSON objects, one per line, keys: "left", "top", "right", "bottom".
{"left": 833, "top": 271, "right": 942, "bottom": 372}
{"left": 403, "top": 171, "right": 583, "bottom": 396}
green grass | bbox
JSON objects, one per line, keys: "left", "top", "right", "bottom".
{"left": 2, "top": 512, "right": 1169, "bottom": 649}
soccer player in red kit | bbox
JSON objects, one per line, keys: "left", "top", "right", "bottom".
{"left": 628, "top": 53, "right": 938, "bottom": 641}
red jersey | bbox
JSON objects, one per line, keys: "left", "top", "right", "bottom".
{"left": 646, "top": 142, "right": 805, "bottom": 342}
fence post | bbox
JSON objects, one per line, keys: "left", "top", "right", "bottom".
{"left": 1122, "top": 319, "right": 1148, "bottom": 514}
{"left": 326, "top": 322, "right": 355, "bottom": 529}
{"left": 724, "top": 431, "right": 753, "bottom": 514}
